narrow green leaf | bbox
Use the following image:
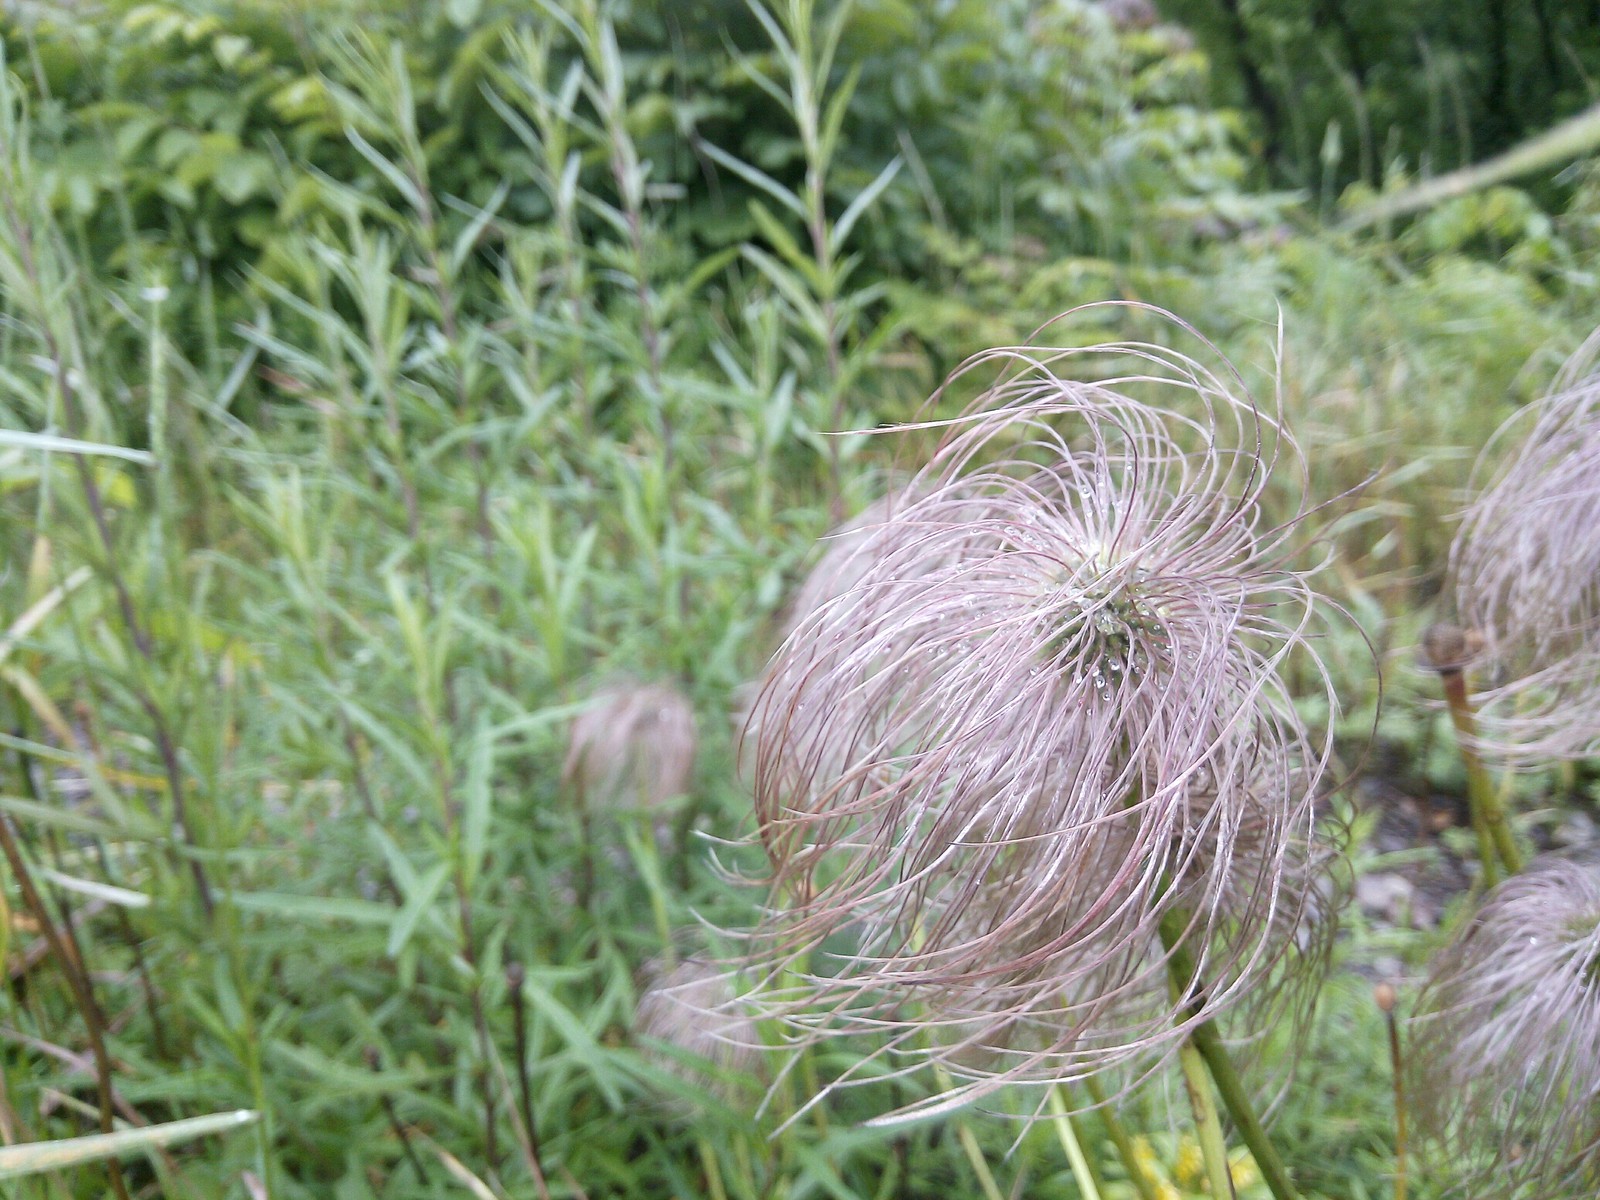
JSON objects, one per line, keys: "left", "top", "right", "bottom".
{"left": 0, "top": 1111, "right": 258, "bottom": 1180}
{"left": 817, "top": 62, "right": 861, "bottom": 168}
{"left": 448, "top": 180, "right": 509, "bottom": 277}
{"left": 831, "top": 157, "right": 901, "bottom": 254}
{"left": 0, "top": 795, "right": 129, "bottom": 840}
{"left": 0, "top": 430, "right": 153, "bottom": 463}
{"left": 518, "top": 974, "right": 623, "bottom": 1108}
{"left": 387, "top": 861, "right": 450, "bottom": 958}
{"left": 336, "top": 698, "right": 432, "bottom": 794}
{"left": 699, "top": 141, "right": 806, "bottom": 219}
{"left": 35, "top": 867, "right": 149, "bottom": 909}
{"left": 229, "top": 891, "right": 392, "bottom": 926}
{"left": 460, "top": 721, "right": 494, "bottom": 889}
{"left": 345, "top": 127, "right": 427, "bottom": 215}
{"left": 747, "top": 200, "right": 816, "bottom": 280}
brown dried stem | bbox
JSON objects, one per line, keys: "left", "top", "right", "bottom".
{"left": 1374, "top": 984, "right": 1406, "bottom": 1200}
{"left": 0, "top": 814, "right": 130, "bottom": 1200}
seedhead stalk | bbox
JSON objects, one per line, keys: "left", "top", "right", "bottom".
{"left": 1374, "top": 983, "right": 1406, "bottom": 1200}
{"left": 1423, "top": 622, "right": 1522, "bottom": 880}
{"left": 1158, "top": 907, "right": 1300, "bottom": 1200}
{"left": 1082, "top": 1075, "right": 1163, "bottom": 1200}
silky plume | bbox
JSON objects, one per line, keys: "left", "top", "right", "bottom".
{"left": 728, "top": 309, "right": 1350, "bottom": 1121}
{"left": 1409, "top": 855, "right": 1600, "bottom": 1199}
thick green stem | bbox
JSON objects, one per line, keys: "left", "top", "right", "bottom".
{"left": 1438, "top": 669, "right": 1522, "bottom": 877}
{"left": 1158, "top": 910, "right": 1300, "bottom": 1200}
{"left": 1048, "top": 1086, "right": 1104, "bottom": 1200}
{"left": 1083, "top": 1076, "right": 1163, "bottom": 1200}
{"left": 1177, "top": 1039, "right": 1234, "bottom": 1199}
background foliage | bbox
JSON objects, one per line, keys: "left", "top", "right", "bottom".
{"left": 0, "top": 0, "right": 1597, "bottom": 1196}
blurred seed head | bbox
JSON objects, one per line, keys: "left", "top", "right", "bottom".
{"left": 733, "top": 308, "right": 1351, "bottom": 1118}
{"left": 563, "top": 680, "right": 697, "bottom": 811}
{"left": 1099, "top": 0, "right": 1160, "bottom": 31}
{"left": 634, "top": 955, "right": 761, "bottom": 1108}
{"left": 736, "top": 486, "right": 920, "bottom": 790}
{"left": 1408, "top": 855, "right": 1600, "bottom": 1199}
{"left": 778, "top": 489, "right": 917, "bottom": 642}
{"left": 1419, "top": 621, "right": 1483, "bottom": 675}
{"left": 1447, "top": 339, "right": 1600, "bottom": 764}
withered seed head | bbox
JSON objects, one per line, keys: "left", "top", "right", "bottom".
{"left": 634, "top": 955, "right": 761, "bottom": 1110}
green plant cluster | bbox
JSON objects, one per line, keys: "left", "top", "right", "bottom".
{"left": 0, "top": 0, "right": 1597, "bottom": 1197}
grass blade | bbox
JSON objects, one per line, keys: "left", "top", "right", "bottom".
{"left": 0, "top": 1110, "right": 259, "bottom": 1180}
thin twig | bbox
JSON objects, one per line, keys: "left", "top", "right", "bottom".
{"left": 366, "top": 1047, "right": 428, "bottom": 1184}
{"left": 0, "top": 814, "right": 131, "bottom": 1200}
{"left": 505, "top": 961, "right": 553, "bottom": 1200}
{"left": 1376, "top": 984, "right": 1407, "bottom": 1200}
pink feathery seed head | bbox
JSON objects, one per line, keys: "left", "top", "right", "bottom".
{"left": 735, "top": 487, "right": 921, "bottom": 791}
{"left": 563, "top": 679, "right": 697, "bottom": 812}
{"left": 1447, "top": 338, "right": 1600, "bottom": 765}
{"left": 1408, "top": 855, "right": 1600, "bottom": 1199}
{"left": 634, "top": 954, "right": 763, "bottom": 1110}
{"left": 733, "top": 305, "right": 1353, "bottom": 1117}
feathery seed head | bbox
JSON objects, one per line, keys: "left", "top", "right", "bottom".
{"left": 1447, "top": 340, "right": 1600, "bottom": 764}
{"left": 1409, "top": 856, "right": 1600, "bottom": 1198}
{"left": 563, "top": 680, "right": 697, "bottom": 811}
{"left": 735, "top": 308, "right": 1348, "bottom": 1116}
{"left": 634, "top": 955, "right": 762, "bottom": 1108}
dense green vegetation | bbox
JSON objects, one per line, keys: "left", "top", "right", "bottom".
{"left": 1165, "top": 0, "right": 1600, "bottom": 192}
{"left": 0, "top": 0, "right": 1597, "bottom": 1196}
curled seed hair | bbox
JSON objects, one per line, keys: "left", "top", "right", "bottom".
{"left": 1409, "top": 855, "right": 1600, "bottom": 1199}
{"left": 563, "top": 680, "right": 697, "bottom": 811}
{"left": 1448, "top": 334, "right": 1600, "bottom": 765}
{"left": 731, "top": 305, "right": 1351, "bottom": 1120}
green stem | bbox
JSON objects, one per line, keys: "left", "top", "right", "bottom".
{"left": 1048, "top": 1086, "right": 1104, "bottom": 1200}
{"left": 953, "top": 1118, "right": 1007, "bottom": 1200}
{"left": 697, "top": 1135, "right": 729, "bottom": 1200}
{"left": 1177, "top": 1039, "right": 1234, "bottom": 1199}
{"left": 1159, "top": 910, "right": 1300, "bottom": 1200}
{"left": 1083, "top": 1076, "right": 1163, "bottom": 1200}
{"left": 927, "top": 1063, "right": 1004, "bottom": 1200}
{"left": 1439, "top": 669, "right": 1522, "bottom": 877}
